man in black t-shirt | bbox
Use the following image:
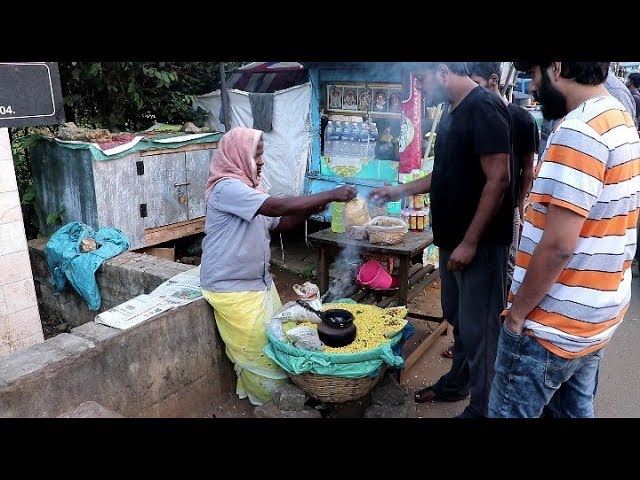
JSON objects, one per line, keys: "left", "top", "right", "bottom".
{"left": 369, "top": 62, "right": 512, "bottom": 418}
{"left": 470, "top": 62, "right": 540, "bottom": 292}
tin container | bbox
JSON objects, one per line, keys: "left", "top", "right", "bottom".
{"left": 415, "top": 209, "right": 426, "bottom": 231}
{"left": 409, "top": 210, "right": 417, "bottom": 231}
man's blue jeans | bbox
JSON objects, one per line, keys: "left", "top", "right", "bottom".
{"left": 488, "top": 323, "right": 603, "bottom": 418}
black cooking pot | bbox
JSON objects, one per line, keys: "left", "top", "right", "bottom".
{"left": 296, "top": 300, "right": 357, "bottom": 348}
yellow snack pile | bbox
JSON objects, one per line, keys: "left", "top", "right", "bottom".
{"left": 332, "top": 165, "right": 359, "bottom": 177}
{"left": 290, "top": 303, "right": 408, "bottom": 354}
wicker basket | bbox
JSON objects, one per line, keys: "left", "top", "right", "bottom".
{"left": 346, "top": 225, "right": 368, "bottom": 240}
{"left": 289, "top": 367, "right": 386, "bottom": 403}
{"left": 367, "top": 216, "right": 408, "bottom": 245}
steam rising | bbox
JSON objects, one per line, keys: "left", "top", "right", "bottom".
{"left": 321, "top": 242, "right": 362, "bottom": 303}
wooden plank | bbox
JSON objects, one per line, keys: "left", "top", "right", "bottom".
{"left": 137, "top": 246, "right": 175, "bottom": 261}
{"left": 407, "top": 263, "right": 424, "bottom": 278}
{"left": 144, "top": 217, "right": 205, "bottom": 246}
{"left": 408, "top": 264, "right": 434, "bottom": 284}
{"left": 139, "top": 142, "right": 219, "bottom": 157}
{"left": 377, "top": 265, "right": 435, "bottom": 308}
{"left": 409, "top": 268, "right": 440, "bottom": 299}
{"left": 400, "top": 320, "right": 449, "bottom": 382}
{"left": 350, "top": 288, "right": 369, "bottom": 303}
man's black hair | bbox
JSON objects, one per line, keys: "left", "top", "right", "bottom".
{"left": 513, "top": 62, "right": 609, "bottom": 85}
{"left": 469, "top": 62, "right": 502, "bottom": 81}
{"left": 628, "top": 72, "right": 640, "bottom": 88}
{"left": 412, "top": 62, "right": 470, "bottom": 76}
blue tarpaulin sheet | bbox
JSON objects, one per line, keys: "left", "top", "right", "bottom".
{"left": 44, "top": 222, "right": 130, "bottom": 310}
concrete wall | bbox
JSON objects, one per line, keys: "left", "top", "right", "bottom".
{"left": 0, "top": 298, "right": 236, "bottom": 417}
{"left": 0, "top": 128, "right": 44, "bottom": 357}
{"left": 8, "top": 238, "right": 236, "bottom": 417}
{"left": 28, "top": 238, "right": 193, "bottom": 327}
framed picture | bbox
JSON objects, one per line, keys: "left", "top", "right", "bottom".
{"left": 388, "top": 90, "right": 402, "bottom": 113}
{"left": 342, "top": 88, "right": 358, "bottom": 111}
{"left": 328, "top": 85, "right": 344, "bottom": 110}
{"left": 372, "top": 89, "right": 388, "bottom": 112}
{"left": 325, "top": 82, "right": 401, "bottom": 117}
{"left": 357, "top": 87, "right": 372, "bottom": 111}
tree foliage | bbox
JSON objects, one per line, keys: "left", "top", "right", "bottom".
{"left": 58, "top": 62, "right": 240, "bottom": 132}
{"left": 13, "top": 61, "right": 242, "bottom": 239}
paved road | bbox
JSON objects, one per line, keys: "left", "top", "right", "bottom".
{"left": 595, "top": 276, "right": 640, "bottom": 418}
{"left": 411, "top": 276, "right": 640, "bottom": 418}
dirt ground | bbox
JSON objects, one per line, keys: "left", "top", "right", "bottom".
{"left": 196, "top": 268, "right": 465, "bottom": 418}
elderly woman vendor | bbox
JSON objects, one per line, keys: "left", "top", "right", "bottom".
{"left": 200, "top": 127, "right": 356, "bottom": 405}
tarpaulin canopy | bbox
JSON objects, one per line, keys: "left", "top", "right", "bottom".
{"left": 225, "top": 62, "right": 308, "bottom": 93}
{"left": 227, "top": 83, "right": 312, "bottom": 197}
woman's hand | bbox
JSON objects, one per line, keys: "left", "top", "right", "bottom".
{"left": 331, "top": 185, "right": 358, "bottom": 202}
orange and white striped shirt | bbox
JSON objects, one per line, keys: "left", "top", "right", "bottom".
{"left": 509, "top": 95, "right": 640, "bottom": 359}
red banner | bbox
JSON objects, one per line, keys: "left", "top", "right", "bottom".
{"left": 398, "top": 73, "right": 422, "bottom": 174}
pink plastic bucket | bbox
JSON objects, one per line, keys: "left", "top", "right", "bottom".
{"left": 357, "top": 260, "right": 394, "bottom": 289}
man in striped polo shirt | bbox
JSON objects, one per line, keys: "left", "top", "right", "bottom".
{"left": 489, "top": 62, "right": 640, "bottom": 418}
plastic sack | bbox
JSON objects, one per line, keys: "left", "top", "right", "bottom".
{"left": 286, "top": 326, "right": 324, "bottom": 351}
{"left": 271, "top": 302, "right": 322, "bottom": 324}
{"left": 292, "top": 282, "right": 322, "bottom": 311}
{"left": 267, "top": 301, "right": 323, "bottom": 341}
{"left": 267, "top": 282, "right": 324, "bottom": 341}
{"left": 343, "top": 197, "right": 371, "bottom": 229}
{"left": 423, "top": 244, "right": 440, "bottom": 267}
{"left": 44, "top": 222, "right": 130, "bottom": 310}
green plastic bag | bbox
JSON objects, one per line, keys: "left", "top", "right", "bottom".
{"left": 263, "top": 324, "right": 412, "bottom": 379}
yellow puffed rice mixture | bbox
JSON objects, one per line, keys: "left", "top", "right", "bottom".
{"left": 290, "top": 303, "right": 408, "bottom": 354}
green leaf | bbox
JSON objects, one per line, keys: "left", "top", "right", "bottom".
{"left": 21, "top": 190, "right": 36, "bottom": 203}
{"left": 46, "top": 212, "right": 59, "bottom": 225}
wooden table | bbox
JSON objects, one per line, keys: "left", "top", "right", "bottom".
{"left": 308, "top": 227, "right": 448, "bottom": 385}
{"left": 307, "top": 227, "right": 435, "bottom": 307}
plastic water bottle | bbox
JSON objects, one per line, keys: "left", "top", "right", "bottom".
{"left": 359, "top": 121, "right": 370, "bottom": 159}
{"left": 334, "top": 121, "right": 344, "bottom": 155}
{"left": 368, "top": 123, "right": 378, "bottom": 160}
{"left": 348, "top": 122, "right": 360, "bottom": 157}
{"left": 340, "top": 122, "right": 352, "bottom": 157}
{"left": 331, "top": 201, "right": 345, "bottom": 233}
{"left": 324, "top": 120, "right": 335, "bottom": 156}
{"left": 331, "top": 182, "right": 346, "bottom": 233}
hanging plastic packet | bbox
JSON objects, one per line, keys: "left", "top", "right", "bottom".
{"left": 292, "top": 282, "right": 322, "bottom": 311}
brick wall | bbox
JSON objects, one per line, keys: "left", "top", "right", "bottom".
{"left": 0, "top": 128, "right": 44, "bottom": 357}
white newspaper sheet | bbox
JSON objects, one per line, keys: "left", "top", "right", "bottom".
{"left": 95, "top": 266, "right": 203, "bottom": 330}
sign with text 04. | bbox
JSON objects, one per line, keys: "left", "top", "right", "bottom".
{"left": 0, "top": 62, "right": 65, "bottom": 128}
